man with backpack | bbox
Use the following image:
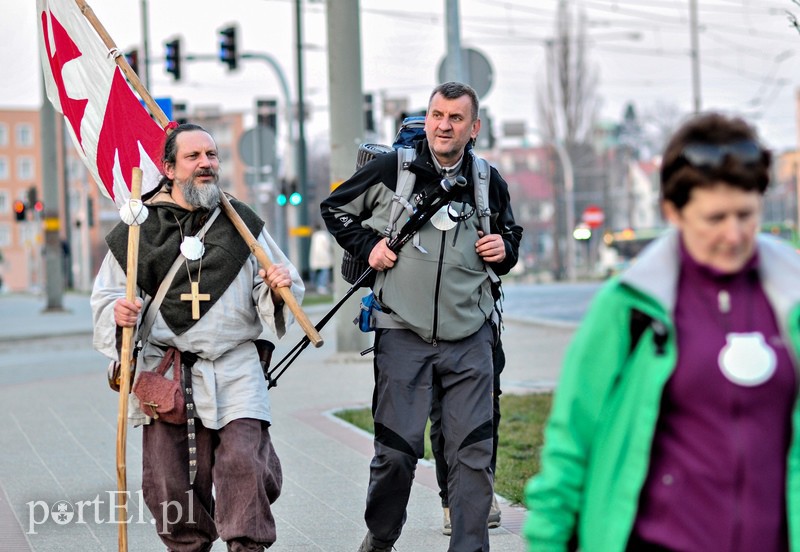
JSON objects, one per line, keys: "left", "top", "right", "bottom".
{"left": 321, "top": 81, "right": 521, "bottom": 552}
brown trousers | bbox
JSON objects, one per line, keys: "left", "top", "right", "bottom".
{"left": 142, "top": 417, "right": 282, "bottom": 552}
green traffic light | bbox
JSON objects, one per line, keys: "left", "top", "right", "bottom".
{"left": 289, "top": 192, "right": 302, "bottom": 206}
{"left": 276, "top": 193, "right": 287, "bottom": 207}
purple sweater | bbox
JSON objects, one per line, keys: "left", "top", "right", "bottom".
{"left": 631, "top": 245, "right": 797, "bottom": 552}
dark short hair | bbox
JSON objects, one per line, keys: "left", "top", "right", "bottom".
{"left": 428, "top": 82, "right": 480, "bottom": 121}
{"left": 660, "top": 112, "right": 771, "bottom": 209}
{"left": 150, "top": 123, "right": 211, "bottom": 194}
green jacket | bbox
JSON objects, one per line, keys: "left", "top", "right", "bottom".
{"left": 524, "top": 231, "right": 800, "bottom": 552}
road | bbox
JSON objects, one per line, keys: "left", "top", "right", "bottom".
{"left": 502, "top": 281, "right": 601, "bottom": 325}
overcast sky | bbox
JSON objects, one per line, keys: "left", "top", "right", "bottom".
{"left": 7, "top": 0, "right": 800, "bottom": 151}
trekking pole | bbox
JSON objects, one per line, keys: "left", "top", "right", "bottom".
{"left": 267, "top": 175, "right": 467, "bottom": 387}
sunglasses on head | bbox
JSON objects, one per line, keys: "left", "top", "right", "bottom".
{"left": 681, "top": 140, "right": 762, "bottom": 168}
{"left": 662, "top": 140, "right": 763, "bottom": 184}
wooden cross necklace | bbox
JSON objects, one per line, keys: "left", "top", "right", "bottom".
{"left": 173, "top": 213, "right": 210, "bottom": 320}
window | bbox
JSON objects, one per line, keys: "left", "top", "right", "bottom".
{"left": 0, "top": 123, "right": 8, "bottom": 147}
{"left": 16, "top": 124, "right": 34, "bottom": 147}
{"left": 0, "top": 223, "right": 10, "bottom": 247}
{"left": 0, "top": 157, "right": 8, "bottom": 180}
{"left": 0, "top": 190, "right": 7, "bottom": 214}
{"left": 17, "top": 156, "right": 34, "bottom": 180}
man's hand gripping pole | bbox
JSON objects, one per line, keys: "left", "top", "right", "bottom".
{"left": 267, "top": 175, "right": 468, "bottom": 386}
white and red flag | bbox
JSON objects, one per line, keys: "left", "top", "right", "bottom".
{"left": 37, "top": 0, "right": 166, "bottom": 206}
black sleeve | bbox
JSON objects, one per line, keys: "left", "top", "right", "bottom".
{"left": 486, "top": 166, "right": 523, "bottom": 277}
{"left": 319, "top": 153, "right": 397, "bottom": 262}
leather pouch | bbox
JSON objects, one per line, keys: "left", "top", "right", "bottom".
{"left": 132, "top": 347, "right": 186, "bottom": 424}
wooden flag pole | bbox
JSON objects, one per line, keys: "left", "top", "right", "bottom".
{"left": 74, "top": 0, "right": 323, "bottom": 348}
{"left": 115, "top": 168, "right": 144, "bottom": 552}
{"left": 74, "top": 0, "right": 169, "bottom": 129}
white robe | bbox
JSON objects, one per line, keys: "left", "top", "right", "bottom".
{"left": 91, "top": 226, "right": 304, "bottom": 429}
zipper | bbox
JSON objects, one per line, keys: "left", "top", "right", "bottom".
{"left": 431, "top": 230, "right": 446, "bottom": 344}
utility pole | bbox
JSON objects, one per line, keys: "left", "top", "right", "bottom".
{"left": 140, "top": 0, "right": 151, "bottom": 89}
{"left": 689, "top": 0, "right": 701, "bottom": 113}
{"left": 444, "top": 0, "right": 465, "bottom": 83}
{"left": 326, "top": 0, "right": 371, "bottom": 353}
{"left": 40, "top": 72, "right": 65, "bottom": 310}
{"left": 294, "top": 0, "right": 310, "bottom": 279}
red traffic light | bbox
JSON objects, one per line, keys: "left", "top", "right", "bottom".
{"left": 13, "top": 200, "right": 26, "bottom": 221}
{"left": 34, "top": 200, "right": 44, "bottom": 212}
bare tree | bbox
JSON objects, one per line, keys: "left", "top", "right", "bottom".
{"left": 536, "top": 0, "right": 599, "bottom": 279}
{"left": 537, "top": 0, "right": 599, "bottom": 148}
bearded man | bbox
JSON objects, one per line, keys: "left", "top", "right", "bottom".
{"left": 91, "top": 123, "right": 303, "bottom": 551}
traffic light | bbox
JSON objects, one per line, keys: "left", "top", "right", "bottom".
{"left": 172, "top": 101, "right": 189, "bottom": 125}
{"left": 164, "top": 38, "right": 182, "bottom": 81}
{"left": 218, "top": 25, "right": 238, "bottom": 71}
{"left": 363, "top": 93, "right": 375, "bottom": 133}
{"left": 33, "top": 200, "right": 44, "bottom": 219}
{"left": 13, "top": 200, "right": 26, "bottom": 222}
{"left": 256, "top": 98, "right": 277, "bottom": 131}
{"left": 276, "top": 190, "right": 288, "bottom": 207}
{"left": 475, "top": 107, "right": 495, "bottom": 150}
{"left": 124, "top": 47, "right": 139, "bottom": 75}
{"left": 289, "top": 187, "right": 302, "bottom": 206}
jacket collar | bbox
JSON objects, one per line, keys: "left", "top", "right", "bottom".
{"left": 621, "top": 228, "right": 800, "bottom": 327}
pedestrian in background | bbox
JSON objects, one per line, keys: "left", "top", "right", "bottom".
{"left": 309, "top": 223, "right": 334, "bottom": 294}
{"left": 524, "top": 112, "right": 800, "bottom": 552}
{"left": 322, "top": 81, "right": 521, "bottom": 552}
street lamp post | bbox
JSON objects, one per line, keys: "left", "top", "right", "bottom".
{"left": 551, "top": 141, "right": 576, "bottom": 282}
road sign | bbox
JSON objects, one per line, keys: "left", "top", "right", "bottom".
{"left": 238, "top": 127, "right": 276, "bottom": 169}
{"left": 582, "top": 205, "right": 605, "bottom": 229}
{"left": 437, "top": 48, "right": 494, "bottom": 99}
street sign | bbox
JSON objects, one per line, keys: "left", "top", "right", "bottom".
{"left": 238, "top": 127, "right": 276, "bottom": 169}
{"left": 582, "top": 205, "right": 605, "bottom": 229}
{"left": 437, "top": 48, "right": 494, "bottom": 99}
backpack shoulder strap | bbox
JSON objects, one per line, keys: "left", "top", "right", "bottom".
{"left": 384, "top": 147, "right": 418, "bottom": 239}
{"left": 470, "top": 151, "right": 492, "bottom": 236}
{"left": 470, "top": 151, "right": 500, "bottom": 286}
{"left": 628, "top": 308, "right": 668, "bottom": 358}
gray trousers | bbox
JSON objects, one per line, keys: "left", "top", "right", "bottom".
{"left": 366, "top": 323, "right": 494, "bottom": 552}
{"left": 142, "top": 418, "right": 282, "bottom": 551}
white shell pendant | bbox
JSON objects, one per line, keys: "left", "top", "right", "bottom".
{"left": 180, "top": 236, "right": 205, "bottom": 261}
{"left": 430, "top": 204, "right": 458, "bottom": 231}
{"left": 118, "top": 199, "right": 149, "bottom": 226}
{"left": 718, "top": 332, "right": 777, "bottom": 387}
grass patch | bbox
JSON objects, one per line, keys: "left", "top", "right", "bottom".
{"left": 302, "top": 292, "right": 334, "bottom": 306}
{"left": 334, "top": 392, "right": 553, "bottom": 506}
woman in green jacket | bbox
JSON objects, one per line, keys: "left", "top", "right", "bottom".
{"left": 525, "top": 112, "right": 800, "bottom": 552}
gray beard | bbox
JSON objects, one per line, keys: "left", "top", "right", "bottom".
{"left": 176, "top": 178, "right": 221, "bottom": 210}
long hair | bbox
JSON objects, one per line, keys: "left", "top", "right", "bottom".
{"left": 143, "top": 123, "right": 210, "bottom": 200}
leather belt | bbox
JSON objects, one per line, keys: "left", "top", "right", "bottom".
{"left": 181, "top": 351, "right": 199, "bottom": 485}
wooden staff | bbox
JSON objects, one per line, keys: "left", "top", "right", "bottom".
{"left": 115, "top": 168, "right": 144, "bottom": 552}
{"left": 74, "top": 0, "right": 323, "bottom": 348}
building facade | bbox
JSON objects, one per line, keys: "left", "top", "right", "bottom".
{"left": 0, "top": 109, "right": 43, "bottom": 292}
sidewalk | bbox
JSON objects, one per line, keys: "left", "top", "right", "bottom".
{"left": 0, "top": 292, "right": 574, "bottom": 551}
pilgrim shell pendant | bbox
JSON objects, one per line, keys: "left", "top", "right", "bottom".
{"left": 718, "top": 332, "right": 776, "bottom": 387}
{"left": 180, "top": 236, "right": 205, "bottom": 261}
{"left": 430, "top": 204, "right": 458, "bottom": 231}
